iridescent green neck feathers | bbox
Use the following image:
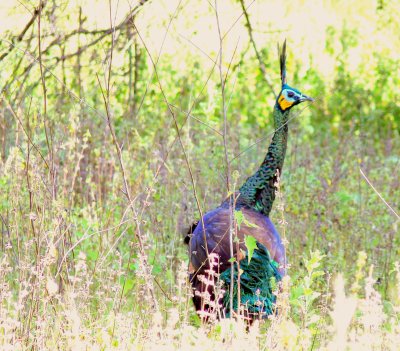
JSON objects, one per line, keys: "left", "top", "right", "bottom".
{"left": 237, "top": 105, "right": 290, "bottom": 217}
{"left": 236, "top": 40, "right": 313, "bottom": 217}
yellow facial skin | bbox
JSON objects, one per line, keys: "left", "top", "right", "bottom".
{"left": 278, "top": 94, "right": 294, "bottom": 111}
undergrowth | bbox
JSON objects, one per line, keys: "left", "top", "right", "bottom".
{"left": 0, "top": 0, "right": 399, "bottom": 350}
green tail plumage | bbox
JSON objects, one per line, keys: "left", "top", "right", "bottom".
{"left": 220, "top": 242, "right": 282, "bottom": 318}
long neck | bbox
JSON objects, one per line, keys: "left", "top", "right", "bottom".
{"left": 237, "top": 105, "right": 289, "bottom": 216}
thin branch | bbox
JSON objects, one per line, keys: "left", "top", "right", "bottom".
{"left": 0, "top": 0, "right": 47, "bottom": 61}
{"left": 222, "top": 36, "right": 240, "bottom": 88}
{"left": 360, "top": 168, "right": 400, "bottom": 220}
{"left": 214, "top": 0, "right": 234, "bottom": 318}
{"left": 38, "top": 0, "right": 54, "bottom": 184}
{"left": 230, "top": 102, "right": 314, "bottom": 163}
{"left": 96, "top": 73, "right": 157, "bottom": 303}
{"left": 3, "top": 96, "right": 49, "bottom": 169}
{"left": 139, "top": 50, "right": 220, "bottom": 201}
{"left": 238, "top": 0, "right": 276, "bottom": 97}
{"left": 222, "top": 0, "right": 255, "bottom": 40}
{"left": 1, "top": 0, "right": 150, "bottom": 92}
{"left": 0, "top": 38, "right": 106, "bottom": 121}
{"left": 167, "top": 103, "right": 223, "bottom": 136}
{"left": 133, "top": 21, "right": 210, "bottom": 259}
{"left": 132, "top": 0, "right": 180, "bottom": 119}
{"left": 58, "top": 1, "right": 149, "bottom": 62}
{"left": 178, "top": 34, "right": 217, "bottom": 64}
{"left": 55, "top": 218, "right": 133, "bottom": 278}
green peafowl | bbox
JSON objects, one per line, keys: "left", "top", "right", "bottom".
{"left": 186, "top": 41, "right": 313, "bottom": 320}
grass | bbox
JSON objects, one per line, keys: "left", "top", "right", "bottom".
{"left": 0, "top": 239, "right": 399, "bottom": 349}
{"left": 1, "top": 135, "right": 399, "bottom": 350}
{"left": 0, "top": 0, "right": 399, "bottom": 349}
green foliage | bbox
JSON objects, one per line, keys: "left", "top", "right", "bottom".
{"left": 234, "top": 210, "right": 258, "bottom": 230}
{"left": 0, "top": 0, "right": 399, "bottom": 348}
{"left": 290, "top": 251, "right": 326, "bottom": 333}
{"left": 244, "top": 235, "right": 257, "bottom": 263}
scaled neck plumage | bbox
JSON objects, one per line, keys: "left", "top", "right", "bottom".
{"left": 236, "top": 102, "right": 290, "bottom": 217}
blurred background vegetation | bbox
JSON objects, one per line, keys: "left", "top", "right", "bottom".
{"left": 0, "top": 0, "right": 399, "bottom": 349}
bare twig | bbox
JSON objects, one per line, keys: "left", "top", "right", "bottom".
{"left": 167, "top": 103, "right": 223, "bottom": 136}
{"left": 57, "top": 1, "right": 149, "bottom": 63}
{"left": 230, "top": 102, "right": 314, "bottom": 163}
{"left": 133, "top": 19, "right": 211, "bottom": 265}
{"left": 0, "top": 0, "right": 47, "bottom": 61}
{"left": 360, "top": 168, "right": 400, "bottom": 220}
{"left": 213, "top": 0, "right": 235, "bottom": 316}
{"left": 131, "top": 0, "right": 180, "bottom": 120}
{"left": 38, "top": 0, "right": 54, "bottom": 199}
{"left": 238, "top": 0, "right": 276, "bottom": 97}
{"left": 222, "top": 0, "right": 255, "bottom": 40}
{"left": 178, "top": 34, "right": 217, "bottom": 64}
{"left": 0, "top": 39, "right": 106, "bottom": 121}
{"left": 4, "top": 97, "right": 49, "bottom": 169}
{"left": 97, "top": 74, "right": 157, "bottom": 302}
{"left": 91, "top": 2, "right": 156, "bottom": 309}
{"left": 1, "top": 0, "right": 150, "bottom": 92}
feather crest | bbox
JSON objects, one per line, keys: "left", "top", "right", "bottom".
{"left": 278, "top": 39, "right": 287, "bottom": 86}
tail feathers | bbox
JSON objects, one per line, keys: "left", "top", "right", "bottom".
{"left": 220, "top": 242, "right": 282, "bottom": 318}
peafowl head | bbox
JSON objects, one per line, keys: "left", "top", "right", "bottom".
{"left": 277, "top": 84, "right": 313, "bottom": 111}
{"left": 276, "top": 40, "right": 314, "bottom": 112}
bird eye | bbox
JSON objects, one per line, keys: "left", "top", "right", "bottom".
{"left": 287, "top": 91, "right": 294, "bottom": 98}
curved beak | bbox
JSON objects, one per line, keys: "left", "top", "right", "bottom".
{"left": 299, "top": 94, "right": 314, "bottom": 102}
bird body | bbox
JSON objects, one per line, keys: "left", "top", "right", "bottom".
{"left": 189, "top": 203, "right": 286, "bottom": 277}
{"left": 189, "top": 203, "right": 286, "bottom": 316}
{"left": 187, "top": 41, "right": 313, "bottom": 320}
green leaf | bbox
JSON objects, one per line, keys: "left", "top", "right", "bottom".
{"left": 311, "top": 270, "right": 325, "bottom": 279}
{"left": 243, "top": 216, "right": 258, "bottom": 229}
{"left": 234, "top": 210, "right": 245, "bottom": 229}
{"left": 234, "top": 210, "right": 259, "bottom": 230}
{"left": 244, "top": 235, "right": 257, "bottom": 263}
{"left": 269, "top": 276, "right": 277, "bottom": 291}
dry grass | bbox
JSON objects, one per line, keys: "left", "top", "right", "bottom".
{"left": 1, "top": 148, "right": 399, "bottom": 350}
{"left": 1, "top": 249, "right": 399, "bottom": 350}
{"left": 1, "top": 1, "right": 399, "bottom": 350}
